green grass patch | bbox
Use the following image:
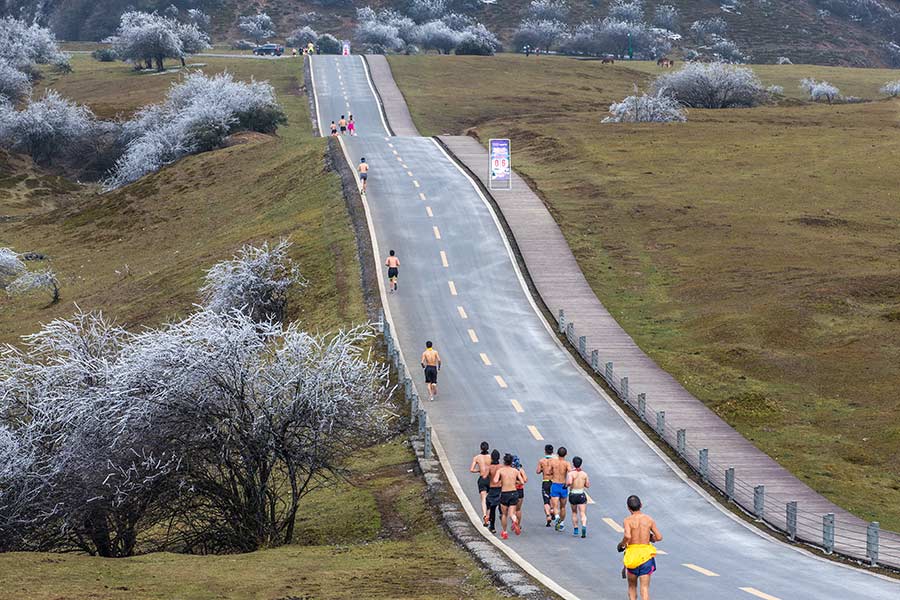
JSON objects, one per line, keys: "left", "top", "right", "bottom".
{"left": 389, "top": 54, "right": 900, "bottom": 530}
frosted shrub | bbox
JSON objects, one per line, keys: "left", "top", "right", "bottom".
{"left": 711, "top": 38, "right": 748, "bottom": 63}
{"left": 776, "top": 56, "right": 793, "bottom": 64}
{"left": 609, "top": 0, "right": 645, "bottom": 24}
{"left": 106, "top": 72, "right": 286, "bottom": 188}
{"left": 513, "top": 18, "right": 568, "bottom": 51}
{"left": 317, "top": 34, "right": 342, "bottom": 54}
{"left": 456, "top": 23, "right": 501, "bottom": 55}
{"left": 417, "top": 20, "right": 464, "bottom": 54}
{"left": 406, "top": 0, "right": 448, "bottom": 22}
{"left": 0, "top": 90, "right": 95, "bottom": 164}
{"left": 603, "top": 91, "right": 687, "bottom": 123}
{"left": 527, "top": 0, "right": 570, "bottom": 21}
{"left": 653, "top": 5, "right": 680, "bottom": 31}
{"left": 108, "top": 11, "right": 206, "bottom": 72}
{"left": 355, "top": 19, "right": 403, "bottom": 53}
{"left": 200, "top": 239, "right": 306, "bottom": 323}
{"left": 91, "top": 48, "right": 118, "bottom": 62}
{"left": 880, "top": 80, "right": 900, "bottom": 96}
{"left": 767, "top": 84, "right": 784, "bottom": 95}
{"left": 652, "top": 62, "right": 766, "bottom": 108}
{"left": 286, "top": 26, "right": 318, "bottom": 48}
{"left": 238, "top": 13, "right": 275, "bottom": 44}
{"left": 690, "top": 16, "right": 727, "bottom": 42}
{"left": 0, "top": 17, "right": 69, "bottom": 72}
{"left": 187, "top": 9, "right": 211, "bottom": 30}
{"left": 0, "top": 248, "right": 25, "bottom": 285}
{"left": 231, "top": 39, "right": 255, "bottom": 50}
{"left": 800, "top": 78, "right": 840, "bottom": 102}
{"left": 0, "top": 61, "right": 30, "bottom": 104}
{"left": 5, "top": 269, "right": 59, "bottom": 303}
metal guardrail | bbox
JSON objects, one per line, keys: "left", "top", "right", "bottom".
{"left": 557, "top": 309, "right": 900, "bottom": 570}
{"left": 379, "top": 309, "right": 432, "bottom": 459}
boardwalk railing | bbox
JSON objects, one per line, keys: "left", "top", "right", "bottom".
{"left": 557, "top": 309, "right": 900, "bottom": 570}
{"left": 378, "top": 309, "right": 433, "bottom": 459}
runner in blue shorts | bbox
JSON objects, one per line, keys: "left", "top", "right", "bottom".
{"left": 548, "top": 446, "right": 572, "bottom": 531}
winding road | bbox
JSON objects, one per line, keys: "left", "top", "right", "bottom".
{"left": 309, "top": 54, "right": 899, "bottom": 600}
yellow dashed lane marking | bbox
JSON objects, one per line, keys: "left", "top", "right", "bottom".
{"left": 494, "top": 375, "right": 508, "bottom": 388}
{"left": 433, "top": 226, "right": 441, "bottom": 240}
{"left": 419, "top": 192, "right": 426, "bottom": 201}
{"left": 448, "top": 281, "right": 457, "bottom": 296}
{"left": 388, "top": 143, "right": 394, "bottom": 148}
{"left": 440, "top": 250, "right": 448, "bottom": 267}
{"left": 392, "top": 149, "right": 398, "bottom": 155}
{"left": 407, "top": 171, "right": 413, "bottom": 177}
{"left": 413, "top": 180, "right": 420, "bottom": 188}
{"left": 479, "top": 353, "right": 491, "bottom": 366}
{"left": 396, "top": 156, "right": 403, "bottom": 162}
{"left": 457, "top": 306, "right": 468, "bottom": 319}
{"left": 426, "top": 206, "right": 433, "bottom": 217}
{"left": 528, "top": 425, "right": 544, "bottom": 440}
{"left": 467, "top": 328, "right": 478, "bottom": 343}
{"left": 739, "top": 589, "right": 781, "bottom": 600}
{"left": 602, "top": 517, "right": 624, "bottom": 533}
{"left": 683, "top": 564, "right": 718, "bottom": 577}
{"left": 510, "top": 399, "right": 524, "bottom": 413}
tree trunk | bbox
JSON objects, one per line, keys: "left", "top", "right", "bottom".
{"left": 85, "top": 510, "right": 113, "bottom": 558}
{"left": 155, "top": 55, "right": 164, "bottom": 72}
{"left": 145, "top": 58, "right": 152, "bottom": 70}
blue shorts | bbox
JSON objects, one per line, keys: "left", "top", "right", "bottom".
{"left": 628, "top": 557, "right": 656, "bottom": 577}
{"left": 550, "top": 482, "right": 568, "bottom": 498}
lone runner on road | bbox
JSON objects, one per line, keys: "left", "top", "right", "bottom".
{"left": 566, "top": 456, "right": 590, "bottom": 538}
{"left": 494, "top": 453, "right": 524, "bottom": 540}
{"left": 618, "top": 495, "right": 662, "bottom": 600}
{"left": 385, "top": 250, "right": 400, "bottom": 292}
{"left": 420, "top": 340, "right": 441, "bottom": 400}
{"left": 469, "top": 441, "right": 492, "bottom": 527}
{"left": 358, "top": 157, "right": 369, "bottom": 194}
{"left": 536, "top": 444, "right": 555, "bottom": 527}
{"left": 549, "top": 446, "right": 572, "bottom": 531}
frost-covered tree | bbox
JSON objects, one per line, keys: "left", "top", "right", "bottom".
{"left": 199, "top": 240, "right": 306, "bottom": 323}
{"left": 602, "top": 91, "right": 687, "bottom": 122}
{"left": 416, "top": 20, "right": 464, "bottom": 54}
{"left": 609, "top": 0, "right": 644, "bottom": 24}
{"left": 238, "top": 12, "right": 275, "bottom": 44}
{"left": 287, "top": 26, "right": 319, "bottom": 48}
{"left": 406, "top": 0, "right": 448, "bottom": 22}
{"left": 355, "top": 19, "right": 403, "bottom": 53}
{"left": 6, "top": 269, "right": 59, "bottom": 303}
{"left": 456, "top": 23, "right": 502, "bottom": 55}
{"left": 528, "top": 0, "right": 570, "bottom": 21}
{"left": 653, "top": 5, "right": 680, "bottom": 31}
{"left": 800, "top": 78, "right": 840, "bottom": 102}
{"left": 0, "top": 17, "right": 69, "bottom": 73}
{"left": 317, "top": 34, "right": 343, "bottom": 54}
{"left": 711, "top": 38, "right": 747, "bottom": 63}
{"left": 187, "top": 8, "right": 211, "bottom": 30}
{"left": 652, "top": 62, "right": 766, "bottom": 108}
{"left": 513, "top": 18, "right": 567, "bottom": 51}
{"left": 177, "top": 21, "right": 211, "bottom": 59}
{"left": 0, "top": 61, "right": 31, "bottom": 104}
{"left": 562, "top": 17, "right": 662, "bottom": 58}
{"left": 690, "top": 16, "right": 727, "bottom": 42}
{"left": 881, "top": 79, "right": 900, "bottom": 96}
{"left": 0, "top": 248, "right": 25, "bottom": 287}
{"left": 91, "top": 48, "right": 119, "bottom": 62}
{"left": 108, "top": 11, "right": 182, "bottom": 72}
{"left": 106, "top": 72, "right": 285, "bottom": 189}
{"left": 0, "top": 90, "right": 95, "bottom": 165}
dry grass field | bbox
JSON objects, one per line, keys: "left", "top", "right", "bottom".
{"left": 389, "top": 53, "right": 900, "bottom": 529}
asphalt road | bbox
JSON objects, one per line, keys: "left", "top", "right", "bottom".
{"left": 309, "top": 54, "right": 899, "bottom": 600}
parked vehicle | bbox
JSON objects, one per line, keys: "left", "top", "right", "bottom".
{"left": 253, "top": 44, "right": 284, "bottom": 56}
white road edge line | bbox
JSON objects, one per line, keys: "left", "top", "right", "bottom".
{"left": 428, "top": 138, "right": 900, "bottom": 584}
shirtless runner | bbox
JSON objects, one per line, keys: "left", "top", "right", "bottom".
{"left": 420, "top": 340, "right": 441, "bottom": 400}
{"left": 566, "top": 456, "right": 590, "bottom": 538}
{"left": 549, "top": 446, "right": 572, "bottom": 531}
{"left": 535, "top": 444, "right": 555, "bottom": 526}
{"left": 485, "top": 450, "right": 502, "bottom": 533}
{"left": 358, "top": 157, "right": 369, "bottom": 194}
{"left": 385, "top": 250, "right": 400, "bottom": 292}
{"left": 618, "top": 495, "right": 663, "bottom": 600}
{"left": 513, "top": 455, "right": 527, "bottom": 518}
{"left": 338, "top": 115, "right": 347, "bottom": 135}
{"left": 469, "top": 441, "right": 492, "bottom": 527}
{"left": 493, "top": 453, "right": 525, "bottom": 540}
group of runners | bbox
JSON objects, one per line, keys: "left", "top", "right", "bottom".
{"left": 472, "top": 441, "right": 663, "bottom": 600}
{"left": 330, "top": 114, "right": 356, "bottom": 137}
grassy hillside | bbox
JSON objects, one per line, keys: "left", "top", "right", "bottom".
{"left": 389, "top": 54, "right": 900, "bottom": 530}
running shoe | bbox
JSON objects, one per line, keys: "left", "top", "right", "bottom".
{"left": 483, "top": 515, "right": 489, "bottom": 527}
{"left": 581, "top": 526, "right": 587, "bottom": 539}
{"left": 501, "top": 531, "right": 509, "bottom": 540}
{"left": 545, "top": 516, "right": 552, "bottom": 527}
{"left": 489, "top": 527, "right": 496, "bottom": 534}
{"left": 573, "top": 527, "right": 579, "bottom": 537}
{"left": 513, "top": 520, "right": 521, "bottom": 536}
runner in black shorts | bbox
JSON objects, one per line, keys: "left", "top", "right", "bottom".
{"left": 494, "top": 453, "right": 525, "bottom": 539}
{"left": 469, "top": 441, "right": 492, "bottom": 526}
{"left": 513, "top": 455, "right": 527, "bottom": 516}
{"left": 385, "top": 250, "right": 400, "bottom": 292}
{"left": 420, "top": 341, "right": 441, "bottom": 400}
{"left": 536, "top": 444, "right": 555, "bottom": 526}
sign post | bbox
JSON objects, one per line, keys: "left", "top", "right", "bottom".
{"left": 489, "top": 139, "right": 511, "bottom": 190}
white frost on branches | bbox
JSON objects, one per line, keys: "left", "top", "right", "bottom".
{"left": 652, "top": 62, "right": 766, "bottom": 108}
{"left": 0, "top": 61, "right": 31, "bottom": 104}
{"left": 0, "top": 247, "right": 59, "bottom": 303}
{"left": 603, "top": 90, "right": 687, "bottom": 123}
{"left": 527, "top": 0, "right": 570, "bottom": 22}
{"left": 238, "top": 13, "right": 275, "bottom": 44}
{"left": 0, "top": 16, "right": 69, "bottom": 72}
{"left": 108, "top": 11, "right": 209, "bottom": 72}
{"left": 200, "top": 239, "right": 306, "bottom": 323}
{"left": 800, "top": 78, "right": 840, "bottom": 102}
{"left": 0, "top": 90, "right": 96, "bottom": 164}
{"left": 881, "top": 80, "right": 900, "bottom": 96}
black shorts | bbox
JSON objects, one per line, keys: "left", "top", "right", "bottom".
{"left": 340, "top": 126, "right": 347, "bottom": 132}
{"left": 387, "top": 267, "right": 399, "bottom": 279}
{"left": 487, "top": 488, "right": 501, "bottom": 507}
{"left": 517, "top": 488, "right": 524, "bottom": 500}
{"left": 359, "top": 173, "right": 367, "bottom": 180}
{"left": 500, "top": 491, "right": 519, "bottom": 507}
{"left": 542, "top": 480, "right": 552, "bottom": 505}
{"left": 424, "top": 365, "right": 438, "bottom": 384}
{"left": 569, "top": 492, "right": 587, "bottom": 506}
{"left": 477, "top": 476, "right": 489, "bottom": 493}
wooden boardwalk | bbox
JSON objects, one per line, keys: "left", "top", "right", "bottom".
{"left": 363, "top": 55, "right": 900, "bottom": 568}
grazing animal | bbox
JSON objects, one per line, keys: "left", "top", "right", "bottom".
{"left": 657, "top": 58, "right": 675, "bottom": 68}
{"left": 601, "top": 57, "right": 615, "bottom": 64}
